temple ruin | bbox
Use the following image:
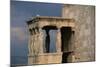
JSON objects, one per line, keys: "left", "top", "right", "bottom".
{"left": 27, "top": 16, "right": 75, "bottom": 64}
{"left": 27, "top": 4, "right": 95, "bottom": 65}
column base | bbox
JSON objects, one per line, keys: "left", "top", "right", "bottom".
{"left": 28, "top": 52, "right": 62, "bottom": 65}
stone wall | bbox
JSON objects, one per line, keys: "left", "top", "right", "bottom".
{"left": 62, "top": 4, "right": 95, "bottom": 62}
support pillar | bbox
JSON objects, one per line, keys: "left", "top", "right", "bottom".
{"left": 38, "top": 28, "right": 44, "bottom": 53}
{"left": 34, "top": 28, "right": 40, "bottom": 54}
{"left": 28, "top": 28, "right": 35, "bottom": 56}
{"left": 56, "top": 28, "right": 61, "bottom": 52}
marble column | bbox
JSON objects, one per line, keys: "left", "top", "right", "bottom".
{"left": 38, "top": 28, "right": 44, "bottom": 53}
{"left": 33, "top": 28, "right": 39, "bottom": 55}
{"left": 31, "top": 29, "right": 35, "bottom": 55}
{"left": 28, "top": 29, "right": 34, "bottom": 56}
{"left": 56, "top": 28, "right": 61, "bottom": 52}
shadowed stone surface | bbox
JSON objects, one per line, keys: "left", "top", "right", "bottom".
{"left": 62, "top": 4, "right": 95, "bottom": 62}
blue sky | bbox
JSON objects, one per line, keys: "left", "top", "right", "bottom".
{"left": 11, "top": 1, "right": 62, "bottom": 56}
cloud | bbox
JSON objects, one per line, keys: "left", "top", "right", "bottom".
{"left": 11, "top": 27, "right": 28, "bottom": 41}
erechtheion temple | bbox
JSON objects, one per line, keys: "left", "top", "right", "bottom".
{"left": 27, "top": 4, "right": 95, "bottom": 65}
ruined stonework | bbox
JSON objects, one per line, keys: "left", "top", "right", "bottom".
{"left": 62, "top": 5, "right": 95, "bottom": 62}
{"left": 27, "top": 4, "right": 95, "bottom": 65}
{"left": 27, "top": 16, "right": 75, "bottom": 65}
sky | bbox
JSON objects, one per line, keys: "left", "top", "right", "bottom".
{"left": 11, "top": 1, "right": 62, "bottom": 57}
